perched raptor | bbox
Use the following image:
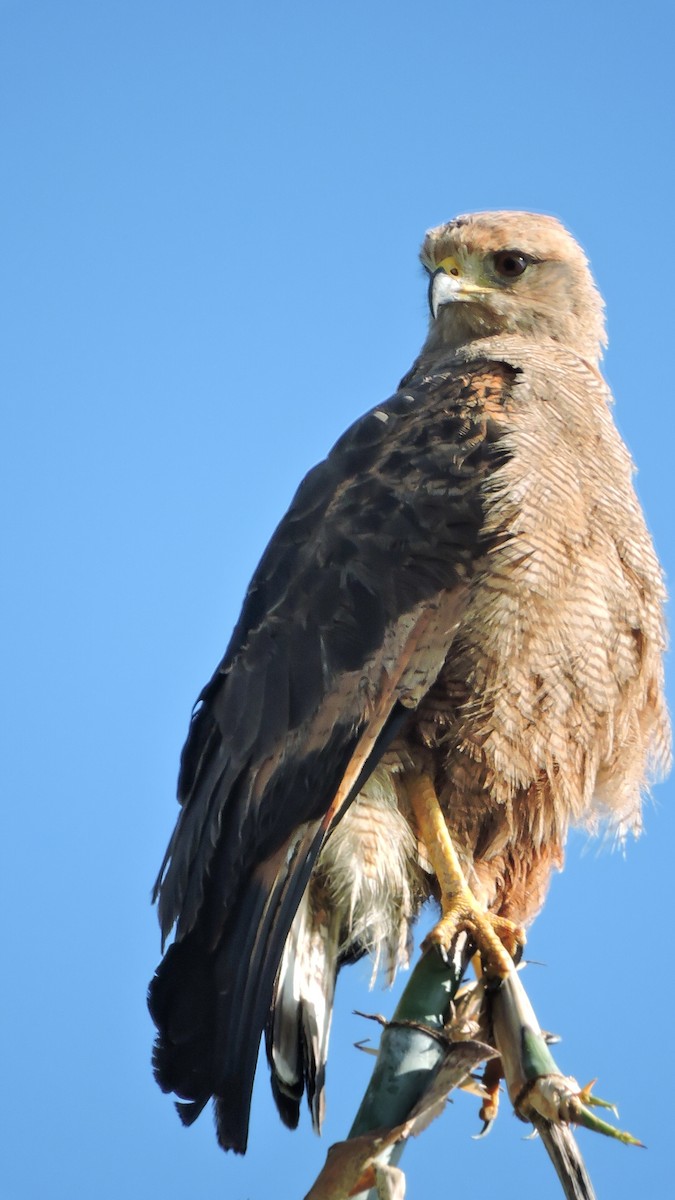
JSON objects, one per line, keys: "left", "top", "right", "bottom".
{"left": 149, "top": 211, "right": 669, "bottom": 1154}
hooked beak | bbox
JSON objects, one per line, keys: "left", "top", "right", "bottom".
{"left": 428, "top": 263, "right": 487, "bottom": 319}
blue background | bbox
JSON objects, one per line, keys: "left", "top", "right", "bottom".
{"left": 3, "top": 2, "right": 673, "bottom": 1197}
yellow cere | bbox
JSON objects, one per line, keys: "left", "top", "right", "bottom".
{"left": 436, "top": 255, "right": 461, "bottom": 277}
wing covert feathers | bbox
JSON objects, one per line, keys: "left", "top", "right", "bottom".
{"left": 153, "top": 362, "right": 511, "bottom": 941}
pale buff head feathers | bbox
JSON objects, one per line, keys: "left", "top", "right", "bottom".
{"left": 421, "top": 211, "right": 606, "bottom": 364}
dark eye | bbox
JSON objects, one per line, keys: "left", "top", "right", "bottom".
{"left": 493, "top": 250, "right": 529, "bottom": 279}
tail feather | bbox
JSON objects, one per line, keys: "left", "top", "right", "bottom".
{"left": 148, "top": 932, "right": 218, "bottom": 1134}
{"left": 149, "top": 820, "right": 325, "bottom": 1155}
{"left": 266, "top": 892, "right": 342, "bottom": 1133}
{"left": 213, "top": 823, "right": 323, "bottom": 1151}
{"left": 149, "top": 709, "right": 414, "bottom": 1151}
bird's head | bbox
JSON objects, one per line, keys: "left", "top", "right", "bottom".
{"left": 420, "top": 211, "right": 606, "bottom": 364}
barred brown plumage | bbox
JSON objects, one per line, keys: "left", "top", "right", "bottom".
{"left": 149, "top": 211, "right": 669, "bottom": 1156}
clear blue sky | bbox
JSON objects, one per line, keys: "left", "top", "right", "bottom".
{"left": 3, "top": 2, "right": 673, "bottom": 1197}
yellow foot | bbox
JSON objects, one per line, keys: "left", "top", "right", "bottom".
{"left": 476, "top": 1056, "right": 503, "bottom": 1136}
{"left": 423, "top": 895, "right": 524, "bottom": 980}
{"left": 405, "top": 771, "right": 525, "bottom": 981}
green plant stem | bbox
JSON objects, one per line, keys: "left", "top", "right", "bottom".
{"left": 347, "top": 936, "right": 470, "bottom": 1198}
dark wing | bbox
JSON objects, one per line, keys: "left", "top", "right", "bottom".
{"left": 148, "top": 359, "right": 517, "bottom": 1152}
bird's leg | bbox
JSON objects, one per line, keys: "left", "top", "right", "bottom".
{"left": 405, "top": 772, "right": 524, "bottom": 981}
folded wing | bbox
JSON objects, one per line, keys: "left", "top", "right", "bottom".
{"left": 148, "top": 361, "right": 517, "bottom": 1151}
